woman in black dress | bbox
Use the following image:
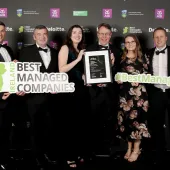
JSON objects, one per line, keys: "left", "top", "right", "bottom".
{"left": 116, "top": 34, "right": 150, "bottom": 162}
{"left": 58, "top": 25, "right": 91, "bottom": 167}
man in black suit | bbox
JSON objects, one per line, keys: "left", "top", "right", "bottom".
{"left": 19, "top": 25, "right": 58, "bottom": 168}
{"left": 0, "top": 21, "right": 24, "bottom": 170}
{"left": 86, "top": 23, "right": 121, "bottom": 155}
{"left": 147, "top": 27, "right": 170, "bottom": 165}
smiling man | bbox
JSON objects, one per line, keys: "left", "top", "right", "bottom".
{"left": 0, "top": 21, "right": 16, "bottom": 170}
{"left": 19, "top": 25, "right": 59, "bottom": 169}
{"left": 86, "top": 23, "right": 121, "bottom": 156}
{"left": 147, "top": 27, "right": 170, "bottom": 166}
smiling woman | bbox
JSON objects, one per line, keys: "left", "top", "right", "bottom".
{"left": 58, "top": 24, "right": 91, "bottom": 168}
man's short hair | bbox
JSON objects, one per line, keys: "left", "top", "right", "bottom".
{"left": 153, "top": 27, "right": 167, "bottom": 37}
{"left": 34, "top": 25, "right": 48, "bottom": 33}
{"left": 0, "top": 21, "right": 5, "bottom": 27}
{"left": 97, "top": 23, "right": 112, "bottom": 31}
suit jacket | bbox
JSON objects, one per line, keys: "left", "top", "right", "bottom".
{"left": 146, "top": 45, "right": 170, "bottom": 95}
{"left": 0, "top": 45, "right": 14, "bottom": 111}
{"left": 85, "top": 42, "right": 121, "bottom": 100}
{"left": 19, "top": 44, "right": 59, "bottom": 113}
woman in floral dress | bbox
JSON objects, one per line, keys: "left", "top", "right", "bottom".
{"left": 116, "top": 34, "right": 150, "bottom": 162}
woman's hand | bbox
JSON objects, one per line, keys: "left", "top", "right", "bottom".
{"left": 77, "top": 49, "right": 85, "bottom": 62}
{"left": 117, "top": 80, "right": 123, "bottom": 84}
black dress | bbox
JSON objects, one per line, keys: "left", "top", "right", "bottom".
{"left": 60, "top": 49, "right": 91, "bottom": 161}
{"left": 116, "top": 58, "right": 151, "bottom": 141}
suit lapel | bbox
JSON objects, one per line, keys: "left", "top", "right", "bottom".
{"left": 0, "top": 53, "right": 5, "bottom": 62}
{"left": 167, "top": 46, "right": 170, "bottom": 76}
{"left": 149, "top": 48, "right": 155, "bottom": 75}
{"left": 46, "top": 47, "right": 54, "bottom": 71}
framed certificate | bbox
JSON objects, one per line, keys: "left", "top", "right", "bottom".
{"left": 84, "top": 50, "right": 113, "bottom": 84}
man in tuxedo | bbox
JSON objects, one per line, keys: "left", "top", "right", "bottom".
{"left": 147, "top": 27, "right": 170, "bottom": 165}
{"left": 86, "top": 23, "right": 121, "bottom": 155}
{"left": 0, "top": 21, "right": 25, "bottom": 170}
{"left": 19, "top": 25, "right": 58, "bottom": 168}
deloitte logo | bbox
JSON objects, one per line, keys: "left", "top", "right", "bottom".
{"left": 0, "top": 62, "right": 75, "bottom": 93}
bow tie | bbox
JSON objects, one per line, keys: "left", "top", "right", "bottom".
{"left": 0, "top": 44, "right": 7, "bottom": 48}
{"left": 98, "top": 45, "right": 109, "bottom": 50}
{"left": 38, "top": 47, "right": 48, "bottom": 53}
{"left": 155, "top": 46, "right": 167, "bottom": 55}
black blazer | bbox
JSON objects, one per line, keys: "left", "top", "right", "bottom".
{"left": 0, "top": 45, "right": 14, "bottom": 110}
{"left": 18, "top": 44, "right": 59, "bottom": 110}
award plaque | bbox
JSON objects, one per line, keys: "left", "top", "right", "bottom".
{"left": 84, "top": 50, "right": 112, "bottom": 84}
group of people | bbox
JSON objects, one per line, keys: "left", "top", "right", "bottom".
{"left": 0, "top": 20, "right": 170, "bottom": 170}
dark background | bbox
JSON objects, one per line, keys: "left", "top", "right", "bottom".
{"left": 1, "top": 0, "right": 170, "bottom": 151}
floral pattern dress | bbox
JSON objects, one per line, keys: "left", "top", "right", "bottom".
{"left": 116, "top": 57, "right": 151, "bottom": 141}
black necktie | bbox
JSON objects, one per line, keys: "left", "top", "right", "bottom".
{"left": 0, "top": 44, "right": 7, "bottom": 48}
{"left": 98, "top": 45, "right": 109, "bottom": 50}
{"left": 155, "top": 46, "right": 167, "bottom": 55}
{"left": 38, "top": 47, "right": 48, "bottom": 53}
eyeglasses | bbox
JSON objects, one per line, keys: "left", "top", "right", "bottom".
{"left": 98, "top": 32, "right": 111, "bottom": 37}
{"left": 125, "top": 41, "right": 136, "bottom": 45}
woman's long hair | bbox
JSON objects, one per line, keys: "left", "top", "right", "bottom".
{"left": 64, "top": 25, "right": 85, "bottom": 56}
{"left": 121, "top": 34, "right": 143, "bottom": 62}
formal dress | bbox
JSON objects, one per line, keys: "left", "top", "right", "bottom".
{"left": 116, "top": 58, "right": 150, "bottom": 141}
{"left": 58, "top": 49, "right": 91, "bottom": 161}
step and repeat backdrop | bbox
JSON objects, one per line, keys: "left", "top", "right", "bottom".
{"left": 1, "top": 0, "right": 170, "bottom": 150}
{"left": 0, "top": 0, "right": 170, "bottom": 56}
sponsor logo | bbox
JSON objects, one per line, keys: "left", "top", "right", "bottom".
{"left": 73, "top": 11, "right": 88, "bottom": 16}
{"left": 0, "top": 8, "right": 7, "bottom": 18}
{"left": 103, "top": 9, "right": 112, "bottom": 18}
{"left": 50, "top": 8, "right": 60, "bottom": 18}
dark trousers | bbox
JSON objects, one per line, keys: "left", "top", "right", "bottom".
{"left": 89, "top": 86, "right": 118, "bottom": 155}
{"left": 148, "top": 87, "right": 170, "bottom": 163}
{"left": 0, "top": 109, "right": 12, "bottom": 164}
{"left": 26, "top": 95, "right": 49, "bottom": 161}
{"left": 58, "top": 86, "right": 91, "bottom": 161}
{"left": 0, "top": 95, "right": 25, "bottom": 164}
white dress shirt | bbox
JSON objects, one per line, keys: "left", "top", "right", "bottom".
{"left": 0, "top": 44, "right": 12, "bottom": 62}
{"left": 36, "top": 44, "right": 51, "bottom": 69}
{"left": 153, "top": 45, "right": 169, "bottom": 90}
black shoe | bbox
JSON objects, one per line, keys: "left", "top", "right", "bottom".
{"left": 10, "top": 155, "right": 24, "bottom": 161}
{"left": 0, "top": 164, "right": 7, "bottom": 170}
{"left": 44, "top": 154, "right": 58, "bottom": 164}
{"left": 36, "top": 158, "right": 45, "bottom": 170}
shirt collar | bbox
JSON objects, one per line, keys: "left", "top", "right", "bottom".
{"left": 98, "top": 42, "right": 109, "bottom": 47}
{"left": 156, "top": 45, "right": 167, "bottom": 51}
{"left": 36, "top": 43, "right": 49, "bottom": 50}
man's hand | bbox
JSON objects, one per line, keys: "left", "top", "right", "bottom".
{"left": 13, "top": 59, "right": 18, "bottom": 63}
{"left": 50, "top": 92, "right": 57, "bottom": 94}
{"left": 97, "top": 84, "right": 106, "bottom": 87}
{"left": 16, "top": 91, "right": 25, "bottom": 96}
{"left": 2, "top": 92, "right": 10, "bottom": 100}
{"left": 110, "top": 53, "right": 115, "bottom": 66}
